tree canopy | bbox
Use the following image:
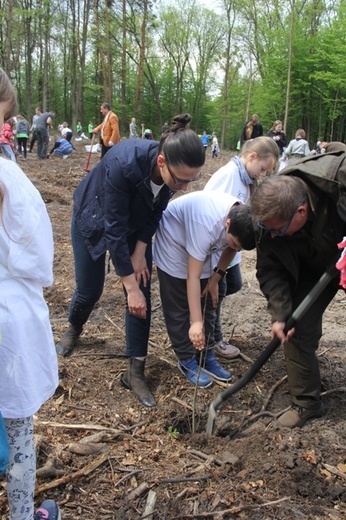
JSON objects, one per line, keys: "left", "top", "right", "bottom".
{"left": 2, "top": 0, "right": 345, "bottom": 148}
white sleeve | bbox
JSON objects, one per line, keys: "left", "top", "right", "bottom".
{"left": 0, "top": 160, "right": 54, "bottom": 286}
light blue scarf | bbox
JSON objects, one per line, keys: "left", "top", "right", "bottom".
{"left": 232, "top": 155, "right": 253, "bottom": 186}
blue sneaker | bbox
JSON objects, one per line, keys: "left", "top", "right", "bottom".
{"left": 34, "top": 500, "right": 61, "bottom": 520}
{"left": 198, "top": 353, "right": 232, "bottom": 382}
{"left": 178, "top": 357, "right": 213, "bottom": 388}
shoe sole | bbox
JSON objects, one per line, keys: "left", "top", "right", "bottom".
{"left": 215, "top": 350, "right": 240, "bottom": 359}
{"left": 178, "top": 363, "right": 213, "bottom": 388}
{"left": 200, "top": 367, "right": 232, "bottom": 383}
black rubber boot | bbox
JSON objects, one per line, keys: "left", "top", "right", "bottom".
{"left": 56, "top": 303, "right": 94, "bottom": 357}
{"left": 56, "top": 324, "right": 83, "bottom": 357}
{"left": 121, "top": 358, "right": 157, "bottom": 407}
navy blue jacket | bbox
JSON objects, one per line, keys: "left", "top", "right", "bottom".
{"left": 73, "top": 139, "right": 173, "bottom": 276}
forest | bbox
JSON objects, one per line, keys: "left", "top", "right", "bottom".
{"left": 1, "top": 0, "right": 345, "bottom": 149}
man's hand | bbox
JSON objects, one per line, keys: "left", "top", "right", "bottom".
{"left": 272, "top": 321, "right": 295, "bottom": 343}
{"left": 108, "top": 141, "right": 114, "bottom": 147}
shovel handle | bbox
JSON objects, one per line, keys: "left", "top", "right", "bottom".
{"left": 206, "top": 264, "right": 338, "bottom": 434}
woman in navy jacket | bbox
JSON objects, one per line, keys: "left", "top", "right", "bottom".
{"left": 56, "top": 114, "right": 205, "bottom": 407}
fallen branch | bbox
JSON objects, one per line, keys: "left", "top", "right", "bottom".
{"left": 238, "top": 351, "right": 253, "bottom": 363}
{"left": 171, "top": 397, "right": 193, "bottom": 411}
{"left": 35, "top": 451, "right": 109, "bottom": 496}
{"left": 321, "top": 386, "right": 346, "bottom": 397}
{"left": 141, "top": 489, "right": 157, "bottom": 519}
{"left": 322, "top": 463, "right": 346, "bottom": 481}
{"left": 188, "top": 449, "right": 223, "bottom": 466}
{"left": 161, "top": 475, "right": 212, "bottom": 484}
{"left": 36, "top": 456, "right": 65, "bottom": 479}
{"left": 176, "top": 495, "right": 291, "bottom": 518}
{"left": 34, "top": 419, "right": 123, "bottom": 434}
{"left": 261, "top": 375, "right": 288, "bottom": 411}
{"left": 114, "top": 469, "right": 143, "bottom": 489}
{"left": 127, "top": 482, "right": 152, "bottom": 501}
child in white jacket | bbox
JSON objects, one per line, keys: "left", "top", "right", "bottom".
{"left": 0, "top": 68, "right": 60, "bottom": 520}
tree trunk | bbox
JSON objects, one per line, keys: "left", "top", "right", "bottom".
{"left": 121, "top": 0, "right": 127, "bottom": 132}
{"left": 134, "top": 0, "right": 148, "bottom": 118}
{"left": 284, "top": 0, "right": 295, "bottom": 135}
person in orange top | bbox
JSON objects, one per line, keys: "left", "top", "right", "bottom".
{"left": 93, "top": 102, "right": 120, "bottom": 158}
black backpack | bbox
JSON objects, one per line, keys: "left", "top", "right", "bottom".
{"left": 279, "top": 151, "right": 346, "bottom": 222}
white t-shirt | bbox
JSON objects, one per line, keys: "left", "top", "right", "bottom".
{"left": 0, "top": 158, "right": 58, "bottom": 419}
{"left": 204, "top": 157, "right": 251, "bottom": 266}
{"left": 153, "top": 191, "right": 240, "bottom": 279}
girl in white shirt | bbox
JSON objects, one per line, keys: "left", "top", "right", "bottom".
{"left": 204, "top": 136, "right": 279, "bottom": 359}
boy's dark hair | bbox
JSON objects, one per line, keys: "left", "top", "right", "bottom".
{"left": 227, "top": 204, "right": 255, "bottom": 250}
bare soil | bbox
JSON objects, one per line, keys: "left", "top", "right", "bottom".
{"left": 1, "top": 141, "right": 346, "bottom": 519}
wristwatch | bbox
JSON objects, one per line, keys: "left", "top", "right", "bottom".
{"left": 213, "top": 266, "right": 227, "bottom": 278}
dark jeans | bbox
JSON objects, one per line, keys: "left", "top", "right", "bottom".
{"left": 17, "top": 137, "right": 28, "bottom": 158}
{"left": 157, "top": 268, "right": 216, "bottom": 361}
{"left": 70, "top": 218, "right": 152, "bottom": 357}
{"left": 214, "top": 263, "right": 242, "bottom": 342}
{"left": 36, "top": 128, "right": 49, "bottom": 158}
{"left": 29, "top": 130, "right": 37, "bottom": 152}
{"left": 101, "top": 139, "right": 111, "bottom": 158}
{"left": 284, "top": 273, "right": 338, "bottom": 409}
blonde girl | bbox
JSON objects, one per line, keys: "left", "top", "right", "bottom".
{"left": 204, "top": 136, "right": 279, "bottom": 359}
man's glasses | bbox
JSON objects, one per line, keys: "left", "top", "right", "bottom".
{"left": 257, "top": 210, "right": 296, "bottom": 237}
{"left": 166, "top": 162, "right": 202, "bottom": 186}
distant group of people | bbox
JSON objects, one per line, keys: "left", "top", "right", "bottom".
{"left": 240, "top": 114, "right": 324, "bottom": 163}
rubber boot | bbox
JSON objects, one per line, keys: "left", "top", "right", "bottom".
{"left": 121, "top": 358, "right": 157, "bottom": 407}
{"left": 56, "top": 303, "right": 94, "bottom": 357}
{"left": 56, "top": 324, "right": 83, "bottom": 357}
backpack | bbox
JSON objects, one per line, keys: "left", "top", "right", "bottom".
{"left": 279, "top": 151, "right": 346, "bottom": 222}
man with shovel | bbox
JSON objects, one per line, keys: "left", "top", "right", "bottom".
{"left": 251, "top": 146, "right": 346, "bottom": 428}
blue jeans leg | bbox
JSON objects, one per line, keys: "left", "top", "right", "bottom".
{"left": 214, "top": 263, "right": 243, "bottom": 342}
{"left": 69, "top": 218, "right": 106, "bottom": 321}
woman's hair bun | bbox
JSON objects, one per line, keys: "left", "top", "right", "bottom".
{"left": 171, "top": 114, "right": 192, "bottom": 129}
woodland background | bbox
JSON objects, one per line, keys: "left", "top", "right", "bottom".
{"left": 1, "top": 0, "right": 345, "bottom": 149}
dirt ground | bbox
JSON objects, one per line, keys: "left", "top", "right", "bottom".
{"left": 1, "top": 140, "right": 346, "bottom": 519}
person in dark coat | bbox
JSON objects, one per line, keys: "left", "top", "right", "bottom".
{"left": 252, "top": 158, "right": 346, "bottom": 428}
{"left": 35, "top": 111, "right": 55, "bottom": 159}
{"left": 267, "top": 120, "right": 287, "bottom": 155}
{"left": 240, "top": 114, "right": 263, "bottom": 146}
{"left": 56, "top": 114, "right": 205, "bottom": 408}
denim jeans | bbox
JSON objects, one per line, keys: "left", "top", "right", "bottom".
{"left": 70, "top": 218, "right": 152, "bottom": 357}
{"left": 36, "top": 128, "right": 49, "bottom": 158}
{"left": 214, "top": 263, "right": 242, "bottom": 342}
{"left": 0, "top": 143, "right": 16, "bottom": 162}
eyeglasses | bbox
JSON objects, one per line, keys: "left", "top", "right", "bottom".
{"left": 166, "top": 162, "right": 202, "bottom": 186}
{"left": 257, "top": 210, "right": 296, "bottom": 237}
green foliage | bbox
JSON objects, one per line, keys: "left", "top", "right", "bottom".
{"left": 0, "top": 0, "right": 345, "bottom": 146}
{"left": 167, "top": 426, "right": 179, "bottom": 439}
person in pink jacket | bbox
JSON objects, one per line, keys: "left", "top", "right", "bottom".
{"left": 0, "top": 118, "right": 16, "bottom": 162}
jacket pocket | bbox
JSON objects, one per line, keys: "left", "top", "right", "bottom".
{"left": 77, "top": 197, "right": 105, "bottom": 238}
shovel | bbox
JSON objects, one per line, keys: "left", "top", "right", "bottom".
{"left": 206, "top": 264, "right": 338, "bottom": 435}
